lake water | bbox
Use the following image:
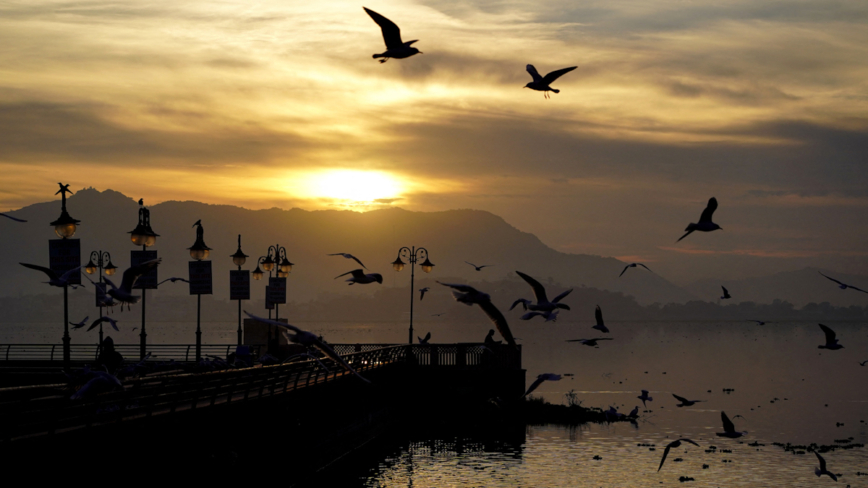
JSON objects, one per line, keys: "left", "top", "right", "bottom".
{"left": 3, "top": 318, "right": 867, "bottom": 485}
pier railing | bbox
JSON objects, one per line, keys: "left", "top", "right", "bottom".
{"left": 0, "top": 344, "right": 261, "bottom": 363}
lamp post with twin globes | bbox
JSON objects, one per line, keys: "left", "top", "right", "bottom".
{"left": 392, "top": 246, "right": 434, "bottom": 345}
{"left": 84, "top": 251, "right": 117, "bottom": 345}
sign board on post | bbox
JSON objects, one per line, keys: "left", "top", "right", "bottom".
{"left": 265, "top": 286, "right": 274, "bottom": 310}
{"left": 49, "top": 239, "right": 81, "bottom": 285}
{"left": 95, "top": 282, "right": 107, "bottom": 307}
{"left": 131, "top": 250, "right": 158, "bottom": 289}
{"left": 229, "top": 270, "right": 250, "bottom": 300}
{"left": 268, "top": 277, "right": 286, "bottom": 304}
{"left": 188, "top": 261, "right": 213, "bottom": 295}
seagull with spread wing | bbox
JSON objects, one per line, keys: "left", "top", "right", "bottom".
{"left": 819, "top": 271, "right": 868, "bottom": 294}
{"left": 814, "top": 451, "right": 838, "bottom": 481}
{"left": 638, "top": 390, "right": 653, "bottom": 408}
{"left": 465, "top": 261, "right": 493, "bottom": 271}
{"left": 363, "top": 7, "right": 421, "bottom": 63}
{"left": 716, "top": 411, "right": 747, "bottom": 438}
{"left": 524, "top": 64, "right": 577, "bottom": 99}
{"left": 521, "top": 310, "right": 559, "bottom": 322}
{"left": 677, "top": 197, "right": 722, "bottom": 242}
{"left": 335, "top": 269, "right": 383, "bottom": 285}
{"left": 818, "top": 323, "right": 844, "bottom": 350}
{"left": 672, "top": 393, "right": 705, "bottom": 407}
{"left": 104, "top": 258, "right": 162, "bottom": 310}
{"left": 19, "top": 263, "right": 83, "bottom": 288}
{"left": 592, "top": 305, "right": 609, "bottom": 333}
{"left": 418, "top": 331, "right": 431, "bottom": 344}
{"left": 69, "top": 316, "right": 89, "bottom": 330}
{"left": 157, "top": 277, "right": 188, "bottom": 286}
{"left": 87, "top": 316, "right": 119, "bottom": 332}
{"left": 566, "top": 337, "right": 613, "bottom": 347}
{"left": 328, "top": 253, "right": 367, "bottom": 269}
{"left": 512, "top": 271, "right": 572, "bottom": 313}
{"left": 523, "top": 373, "right": 561, "bottom": 398}
{"left": 437, "top": 281, "right": 517, "bottom": 348}
{"left": 721, "top": 286, "right": 732, "bottom": 299}
{"left": 245, "top": 312, "right": 371, "bottom": 384}
{"left": 419, "top": 287, "right": 430, "bottom": 300}
{"left": 658, "top": 438, "right": 700, "bottom": 472}
{"left": 0, "top": 212, "right": 26, "bottom": 222}
{"left": 619, "top": 262, "right": 651, "bottom": 277}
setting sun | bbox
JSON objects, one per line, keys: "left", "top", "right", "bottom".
{"left": 304, "top": 170, "right": 403, "bottom": 203}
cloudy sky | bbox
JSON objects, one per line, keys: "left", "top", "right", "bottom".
{"left": 2, "top": 0, "right": 867, "bottom": 284}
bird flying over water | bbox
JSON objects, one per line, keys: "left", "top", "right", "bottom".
{"left": 245, "top": 311, "right": 371, "bottom": 384}
{"left": 524, "top": 64, "right": 577, "bottom": 99}
{"left": 716, "top": 411, "right": 747, "bottom": 438}
{"left": 619, "top": 263, "right": 651, "bottom": 278}
{"left": 87, "top": 316, "right": 119, "bottom": 332}
{"left": 363, "top": 7, "right": 421, "bottom": 63}
{"left": 658, "top": 438, "right": 699, "bottom": 472}
{"left": 521, "top": 310, "right": 558, "bottom": 322}
{"left": 677, "top": 197, "right": 722, "bottom": 242}
{"left": 592, "top": 305, "right": 609, "bottom": 333}
{"left": 818, "top": 323, "right": 844, "bottom": 350}
{"left": 638, "top": 390, "right": 653, "bottom": 408}
{"left": 465, "top": 261, "right": 492, "bottom": 271}
{"left": 328, "top": 253, "right": 367, "bottom": 269}
{"left": 566, "top": 337, "right": 613, "bottom": 347}
{"left": 721, "top": 286, "right": 731, "bottom": 300}
{"left": 105, "top": 258, "right": 162, "bottom": 310}
{"left": 419, "top": 287, "right": 430, "bottom": 300}
{"left": 814, "top": 451, "right": 838, "bottom": 481}
{"left": 513, "top": 271, "right": 572, "bottom": 313}
{"left": 0, "top": 212, "right": 26, "bottom": 222}
{"left": 69, "top": 316, "right": 89, "bottom": 330}
{"left": 819, "top": 271, "right": 868, "bottom": 294}
{"left": 437, "top": 281, "right": 517, "bottom": 348}
{"left": 335, "top": 269, "right": 383, "bottom": 285}
{"left": 19, "top": 263, "right": 83, "bottom": 288}
{"left": 523, "top": 373, "right": 561, "bottom": 398}
{"left": 672, "top": 393, "right": 704, "bottom": 407}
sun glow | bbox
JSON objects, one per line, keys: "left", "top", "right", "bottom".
{"left": 305, "top": 170, "right": 403, "bottom": 203}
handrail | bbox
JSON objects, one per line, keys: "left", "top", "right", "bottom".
{"left": 0, "top": 344, "right": 262, "bottom": 363}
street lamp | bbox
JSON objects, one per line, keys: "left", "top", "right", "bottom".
{"left": 128, "top": 199, "right": 159, "bottom": 360}
{"left": 394, "top": 246, "right": 434, "bottom": 344}
{"left": 259, "top": 244, "right": 293, "bottom": 354}
{"left": 230, "top": 235, "right": 249, "bottom": 345}
{"left": 84, "top": 250, "right": 115, "bottom": 344}
{"left": 188, "top": 220, "right": 213, "bottom": 361}
{"left": 50, "top": 183, "right": 81, "bottom": 370}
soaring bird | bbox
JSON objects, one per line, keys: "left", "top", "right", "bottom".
{"left": 104, "top": 258, "right": 162, "bottom": 310}
{"left": 521, "top": 310, "right": 558, "bottom": 322}
{"left": 363, "top": 7, "right": 421, "bottom": 63}
{"left": 672, "top": 393, "right": 705, "bottom": 407}
{"left": 523, "top": 373, "right": 561, "bottom": 398}
{"left": 419, "top": 287, "right": 430, "bottom": 300}
{"left": 658, "top": 438, "right": 700, "bottom": 472}
{"left": 0, "top": 212, "right": 26, "bottom": 222}
{"left": 638, "top": 390, "right": 653, "bottom": 408}
{"left": 437, "top": 281, "right": 517, "bottom": 348}
{"left": 465, "top": 261, "right": 493, "bottom": 271}
{"left": 716, "top": 411, "right": 747, "bottom": 438}
{"left": 677, "top": 197, "right": 722, "bottom": 242}
{"left": 245, "top": 312, "right": 371, "bottom": 384}
{"left": 619, "top": 262, "right": 651, "bottom": 278}
{"left": 747, "top": 319, "right": 770, "bottom": 326}
{"left": 818, "top": 323, "right": 844, "bottom": 350}
{"left": 87, "top": 316, "right": 119, "bottom": 332}
{"left": 513, "top": 271, "right": 572, "bottom": 313}
{"left": 335, "top": 269, "right": 383, "bottom": 285}
{"left": 328, "top": 253, "right": 367, "bottom": 269}
{"left": 418, "top": 332, "right": 431, "bottom": 344}
{"left": 69, "top": 316, "right": 89, "bottom": 330}
{"left": 721, "top": 286, "right": 731, "bottom": 299}
{"left": 19, "top": 263, "right": 83, "bottom": 288}
{"left": 592, "top": 305, "right": 609, "bottom": 333}
{"left": 814, "top": 451, "right": 838, "bottom": 481}
{"left": 524, "top": 64, "right": 577, "bottom": 99}
{"left": 157, "top": 277, "right": 188, "bottom": 286}
{"left": 819, "top": 271, "right": 868, "bottom": 294}
{"left": 566, "top": 337, "right": 613, "bottom": 347}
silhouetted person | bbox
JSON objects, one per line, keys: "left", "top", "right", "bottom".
{"left": 95, "top": 336, "right": 124, "bottom": 373}
{"left": 484, "top": 329, "right": 498, "bottom": 347}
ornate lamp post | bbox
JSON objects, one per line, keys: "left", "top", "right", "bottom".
{"left": 84, "top": 251, "right": 116, "bottom": 344}
{"left": 128, "top": 200, "right": 159, "bottom": 360}
{"left": 188, "top": 220, "right": 212, "bottom": 361}
{"left": 252, "top": 244, "right": 292, "bottom": 354}
{"left": 230, "top": 235, "right": 249, "bottom": 345}
{"left": 393, "top": 246, "right": 434, "bottom": 344}
{"left": 49, "top": 183, "right": 80, "bottom": 370}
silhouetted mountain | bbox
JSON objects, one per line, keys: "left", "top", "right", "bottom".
{"left": 0, "top": 188, "right": 696, "bottom": 308}
{"left": 686, "top": 267, "right": 868, "bottom": 308}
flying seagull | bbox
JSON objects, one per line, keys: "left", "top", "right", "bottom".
{"left": 363, "top": 7, "right": 421, "bottom": 63}
{"left": 860, "top": 360, "right": 868, "bottom": 366}
{"left": 465, "top": 261, "right": 493, "bottom": 271}
{"left": 677, "top": 197, "right": 722, "bottom": 242}
{"left": 418, "top": 331, "right": 431, "bottom": 344}
{"left": 512, "top": 271, "right": 572, "bottom": 313}
{"left": 0, "top": 212, "right": 26, "bottom": 222}
{"left": 328, "top": 253, "right": 367, "bottom": 269}
{"left": 721, "top": 286, "right": 731, "bottom": 299}
{"left": 638, "top": 390, "right": 653, "bottom": 408}
{"left": 437, "top": 281, "right": 517, "bottom": 348}
{"left": 104, "top": 258, "right": 162, "bottom": 310}
{"left": 335, "top": 269, "right": 383, "bottom": 285}
{"left": 592, "top": 305, "right": 609, "bottom": 333}
{"left": 747, "top": 320, "right": 770, "bottom": 326}
{"left": 673, "top": 393, "right": 705, "bottom": 407}
{"left": 523, "top": 373, "right": 562, "bottom": 398}
{"left": 716, "top": 411, "right": 747, "bottom": 438}
{"left": 245, "top": 311, "right": 371, "bottom": 384}
{"left": 619, "top": 263, "right": 651, "bottom": 278}
{"left": 521, "top": 310, "right": 558, "bottom": 322}
{"left": 419, "top": 287, "right": 430, "bottom": 300}
{"left": 819, "top": 271, "right": 868, "bottom": 294}
{"left": 814, "top": 451, "right": 838, "bottom": 481}
{"left": 524, "top": 64, "right": 577, "bottom": 99}
{"left": 818, "top": 323, "right": 844, "bottom": 350}
{"left": 69, "top": 316, "right": 89, "bottom": 330}
{"left": 566, "top": 337, "right": 613, "bottom": 347}
{"left": 658, "top": 438, "right": 700, "bottom": 472}
{"left": 87, "top": 316, "right": 119, "bottom": 332}
{"left": 157, "top": 277, "right": 188, "bottom": 286}
{"left": 19, "top": 263, "right": 83, "bottom": 288}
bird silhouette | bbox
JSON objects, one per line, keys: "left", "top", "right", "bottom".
{"left": 418, "top": 332, "right": 431, "bottom": 344}
{"left": 716, "top": 411, "right": 747, "bottom": 438}
{"left": 157, "top": 277, "right": 188, "bottom": 286}
{"left": 512, "top": 271, "right": 572, "bottom": 313}
{"left": 437, "top": 281, "right": 517, "bottom": 348}
{"left": 363, "top": 7, "right": 421, "bottom": 63}
{"left": 521, "top": 310, "right": 559, "bottom": 322}
{"left": 566, "top": 337, "right": 613, "bottom": 347}
{"left": 658, "top": 438, "right": 699, "bottom": 472}
{"left": 721, "top": 286, "right": 731, "bottom": 299}
{"left": 818, "top": 323, "right": 844, "bottom": 350}
{"left": 19, "top": 263, "right": 83, "bottom": 287}
{"left": 465, "top": 261, "right": 492, "bottom": 271}
{"left": 328, "top": 253, "right": 367, "bottom": 269}
{"left": 592, "top": 305, "right": 609, "bottom": 333}
{"left": 672, "top": 393, "right": 705, "bottom": 407}
{"left": 419, "top": 287, "right": 430, "bottom": 300}
{"left": 0, "top": 212, "right": 26, "bottom": 222}
{"left": 638, "top": 390, "right": 653, "bottom": 408}
{"left": 105, "top": 258, "right": 162, "bottom": 310}
{"left": 69, "top": 316, "right": 89, "bottom": 330}
{"left": 87, "top": 316, "right": 119, "bottom": 332}
{"left": 677, "top": 197, "right": 722, "bottom": 242}
{"left": 814, "top": 451, "right": 838, "bottom": 481}
{"left": 335, "top": 269, "right": 383, "bottom": 285}
{"left": 819, "top": 271, "right": 868, "bottom": 294}
{"left": 619, "top": 263, "right": 651, "bottom": 277}
{"left": 523, "top": 373, "right": 561, "bottom": 398}
{"left": 524, "top": 65, "right": 577, "bottom": 99}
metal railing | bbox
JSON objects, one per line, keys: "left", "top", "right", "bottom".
{"left": 0, "top": 344, "right": 261, "bottom": 363}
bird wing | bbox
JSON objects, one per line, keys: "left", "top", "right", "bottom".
{"left": 818, "top": 272, "right": 845, "bottom": 286}
{"left": 673, "top": 393, "right": 689, "bottom": 403}
{"left": 818, "top": 323, "right": 837, "bottom": 344}
{"left": 676, "top": 229, "right": 694, "bottom": 242}
{"left": 680, "top": 438, "right": 700, "bottom": 447}
{"left": 595, "top": 305, "right": 604, "bottom": 327}
{"left": 87, "top": 317, "right": 106, "bottom": 331}
{"left": 523, "top": 377, "right": 546, "bottom": 398}
{"left": 0, "top": 213, "right": 27, "bottom": 222}
{"left": 542, "top": 66, "right": 577, "bottom": 85}
{"left": 120, "top": 258, "right": 161, "bottom": 292}
{"left": 521, "top": 311, "right": 542, "bottom": 320}
{"left": 637, "top": 263, "right": 651, "bottom": 271}
{"left": 107, "top": 318, "right": 119, "bottom": 331}
{"left": 477, "top": 299, "right": 517, "bottom": 348}
{"left": 526, "top": 64, "right": 542, "bottom": 82}
{"left": 721, "top": 411, "right": 735, "bottom": 433}
{"left": 437, "top": 281, "right": 479, "bottom": 294}
{"left": 658, "top": 445, "right": 671, "bottom": 472}
{"left": 722, "top": 286, "right": 728, "bottom": 294}
{"left": 552, "top": 288, "right": 573, "bottom": 303}
{"left": 815, "top": 451, "right": 826, "bottom": 471}
{"left": 465, "top": 261, "right": 477, "bottom": 268}
{"left": 348, "top": 255, "right": 366, "bottom": 269}
{"left": 335, "top": 269, "right": 366, "bottom": 280}
{"left": 103, "top": 276, "right": 119, "bottom": 291}
{"left": 698, "top": 197, "right": 718, "bottom": 223}
{"left": 424, "top": 332, "right": 431, "bottom": 341}
{"left": 244, "top": 311, "right": 304, "bottom": 335}
{"left": 363, "top": 7, "right": 403, "bottom": 50}
{"left": 619, "top": 265, "right": 630, "bottom": 277}
{"left": 516, "top": 271, "right": 548, "bottom": 303}
{"left": 313, "top": 337, "right": 372, "bottom": 384}
{"left": 848, "top": 285, "right": 868, "bottom": 293}
{"left": 19, "top": 262, "right": 58, "bottom": 280}
{"left": 510, "top": 298, "right": 529, "bottom": 311}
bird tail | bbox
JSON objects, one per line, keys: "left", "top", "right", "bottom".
{"left": 373, "top": 53, "right": 382, "bottom": 59}
{"left": 551, "top": 88, "right": 560, "bottom": 94}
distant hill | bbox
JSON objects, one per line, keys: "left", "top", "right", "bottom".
{"left": 686, "top": 267, "right": 868, "bottom": 308}
{"left": 0, "top": 188, "right": 696, "bottom": 305}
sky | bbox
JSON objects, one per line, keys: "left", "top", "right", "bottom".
{"left": 1, "top": 0, "right": 867, "bottom": 284}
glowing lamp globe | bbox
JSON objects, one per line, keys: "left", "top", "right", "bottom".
{"left": 420, "top": 258, "right": 435, "bottom": 273}
{"left": 392, "top": 257, "right": 406, "bottom": 272}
